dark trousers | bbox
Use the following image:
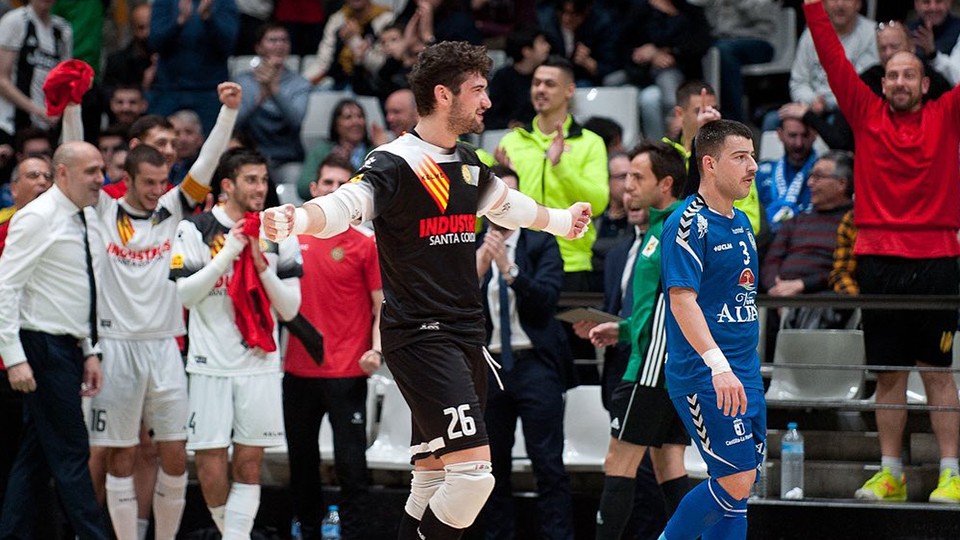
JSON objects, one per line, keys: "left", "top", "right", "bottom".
{"left": 283, "top": 374, "right": 369, "bottom": 540}
{"left": 0, "top": 371, "right": 22, "bottom": 514}
{"left": 483, "top": 350, "right": 574, "bottom": 540}
{"left": 0, "top": 331, "right": 107, "bottom": 540}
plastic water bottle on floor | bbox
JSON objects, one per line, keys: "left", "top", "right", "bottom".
{"left": 321, "top": 505, "right": 341, "bottom": 540}
{"left": 290, "top": 517, "right": 303, "bottom": 540}
{"left": 780, "top": 422, "right": 805, "bottom": 500}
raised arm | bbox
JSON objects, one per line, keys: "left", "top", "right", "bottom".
{"left": 801, "top": 0, "right": 876, "bottom": 123}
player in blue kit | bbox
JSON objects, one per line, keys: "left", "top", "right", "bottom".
{"left": 657, "top": 120, "right": 763, "bottom": 540}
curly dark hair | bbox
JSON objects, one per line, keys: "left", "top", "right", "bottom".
{"left": 407, "top": 42, "right": 492, "bottom": 117}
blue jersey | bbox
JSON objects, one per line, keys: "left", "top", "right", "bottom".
{"left": 661, "top": 194, "right": 762, "bottom": 397}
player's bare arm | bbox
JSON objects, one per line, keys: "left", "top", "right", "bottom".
{"left": 669, "top": 287, "right": 747, "bottom": 417}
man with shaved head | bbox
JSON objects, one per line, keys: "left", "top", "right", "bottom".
{"left": 805, "top": 0, "right": 960, "bottom": 504}
{"left": 384, "top": 88, "right": 418, "bottom": 137}
{"left": 0, "top": 140, "right": 109, "bottom": 538}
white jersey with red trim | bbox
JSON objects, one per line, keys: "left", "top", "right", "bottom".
{"left": 170, "top": 206, "right": 303, "bottom": 376}
{"left": 93, "top": 188, "right": 194, "bottom": 340}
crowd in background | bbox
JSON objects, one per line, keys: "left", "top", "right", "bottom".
{"left": 0, "top": 0, "right": 959, "bottom": 538}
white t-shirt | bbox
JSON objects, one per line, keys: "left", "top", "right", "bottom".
{"left": 171, "top": 205, "right": 302, "bottom": 376}
{"left": 94, "top": 189, "right": 193, "bottom": 340}
{"left": 0, "top": 5, "right": 72, "bottom": 135}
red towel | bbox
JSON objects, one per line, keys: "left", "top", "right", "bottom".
{"left": 228, "top": 213, "right": 276, "bottom": 353}
{"left": 43, "top": 60, "right": 94, "bottom": 116}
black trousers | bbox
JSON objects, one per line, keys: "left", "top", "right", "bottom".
{"left": 0, "top": 330, "right": 107, "bottom": 540}
{"left": 483, "top": 350, "right": 574, "bottom": 540}
{"left": 282, "top": 374, "right": 369, "bottom": 540}
{"left": 0, "top": 371, "right": 22, "bottom": 514}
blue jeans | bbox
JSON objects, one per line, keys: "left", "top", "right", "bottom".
{"left": 715, "top": 38, "right": 774, "bottom": 123}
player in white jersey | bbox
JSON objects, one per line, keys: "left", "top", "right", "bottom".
{"left": 170, "top": 149, "right": 302, "bottom": 539}
{"left": 84, "top": 83, "right": 241, "bottom": 540}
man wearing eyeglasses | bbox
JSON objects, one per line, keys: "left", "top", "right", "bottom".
{"left": 0, "top": 154, "right": 53, "bottom": 249}
{"left": 805, "top": 0, "right": 960, "bottom": 504}
{"left": 760, "top": 151, "right": 854, "bottom": 329}
{"left": 0, "top": 153, "right": 52, "bottom": 517}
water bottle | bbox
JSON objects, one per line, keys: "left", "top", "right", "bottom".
{"left": 780, "top": 422, "right": 804, "bottom": 500}
{"left": 321, "top": 505, "right": 341, "bottom": 540}
{"left": 290, "top": 517, "right": 303, "bottom": 540}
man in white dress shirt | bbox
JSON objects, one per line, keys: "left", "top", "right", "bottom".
{"left": 0, "top": 140, "right": 109, "bottom": 539}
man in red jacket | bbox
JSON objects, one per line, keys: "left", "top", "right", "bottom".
{"left": 804, "top": 0, "right": 960, "bottom": 504}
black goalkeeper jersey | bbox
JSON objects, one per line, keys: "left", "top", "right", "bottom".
{"left": 352, "top": 132, "right": 501, "bottom": 351}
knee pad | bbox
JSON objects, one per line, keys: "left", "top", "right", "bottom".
{"left": 428, "top": 460, "right": 495, "bottom": 529}
{"left": 404, "top": 469, "right": 446, "bottom": 520}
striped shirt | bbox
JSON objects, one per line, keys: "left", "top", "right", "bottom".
{"left": 761, "top": 203, "right": 852, "bottom": 293}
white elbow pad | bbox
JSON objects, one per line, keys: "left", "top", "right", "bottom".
{"left": 487, "top": 188, "right": 538, "bottom": 230}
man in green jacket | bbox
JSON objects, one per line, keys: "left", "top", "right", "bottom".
{"left": 496, "top": 56, "right": 609, "bottom": 291}
{"left": 581, "top": 140, "right": 692, "bottom": 539}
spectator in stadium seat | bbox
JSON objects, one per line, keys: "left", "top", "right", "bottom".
{"left": 538, "top": 0, "right": 619, "bottom": 86}
{"left": 605, "top": 0, "right": 711, "bottom": 140}
{"left": 828, "top": 207, "right": 857, "bottom": 295}
{"left": 754, "top": 117, "right": 818, "bottom": 232}
{"left": 274, "top": 0, "right": 325, "bottom": 56}
{"left": 302, "top": 0, "right": 393, "bottom": 88}
{"left": 804, "top": 0, "right": 960, "bottom": 504}
{"left": 383, "top": 88, "right": 419, "bottom": 139}
{"left": 700, "top": 0, "right": 779, "bottom": 123}
{"left": 0, "top": 0, "right": 72, "bottom": 142}
{"left": 297, "top": 99, "right": 372, "bottom": 201}
{"left": 169, "top": 109, "right": 205, "bottom": 185}
{"left": 235, "top": 22, "right": 310, "bottom": 185}
{"left": 761, "top": 150, "right": 854, "bottom": 329}
{"left": 908, "top": 0, "right": 960, "bottom": 84}
{"left": 149, "top": 0, "right": 238, "bottom": 134}
{"left": 103, "top": 3, "right": 154, "bottom": 91}
{"left": 284, "top": 154, "right": 381, "bottom": 540}
{"left": 485, "top": 25, "right": 550, "bottom": 130}
{"left": 778, "top": 0, "right": 877, "bottom": 130}
{"left": 109, "top": 84, "right": 149, "bottom": 128}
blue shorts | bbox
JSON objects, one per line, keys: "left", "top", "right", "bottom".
{"left": 671, "top": 387, "right": 766, "bottom": 479}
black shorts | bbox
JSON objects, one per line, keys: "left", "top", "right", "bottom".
{"left": 609, "top": 380, "right": 689, "bottom": 447}
{"left": 384, "top": 337, "right": 489, "bottom": 463}
{"left": 858, "top": 256, "right": 959, "bottom": 368}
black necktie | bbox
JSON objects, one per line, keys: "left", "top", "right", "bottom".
{"left": 78, "top": 210, "right": 98, "bottom": 346}
{"left": 497, "top": 273, "right": 514, "bottom": 372}
{"left": 619, "top": 231, "right": 642, "bottom": 319}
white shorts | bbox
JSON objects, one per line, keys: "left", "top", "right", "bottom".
{"left": 88, "top": 337, "right": 189, "bottom": 446}
{"left": 186, "top": 372, "right": 285, "bottom": 450}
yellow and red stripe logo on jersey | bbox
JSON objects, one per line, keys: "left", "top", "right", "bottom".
{"left": 210, "top": 233, "right": 225, "bottom": 258}
{"left": 414, "top": 155, "right": 451, "bottom": 213}
{"left": 117, "top": 214, "right": 135, "bottom": 246}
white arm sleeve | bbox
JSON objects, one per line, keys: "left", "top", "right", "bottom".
{"left": 484, "top": 185, "right": 538, "bottom": 230}
{"left": 175, "top": 235, "right": 244, "bottom": 308}
{"left": 61, "top": 104, "right": 83, "bottom": 143}
{"left": 187, "top": 106, "right": 237, "bottom": 188}
{"left": 259, "top": 270, "right": 301, "bottom": 321}
{"left": 306, "top": 181, "right": 375, "bottom": 238}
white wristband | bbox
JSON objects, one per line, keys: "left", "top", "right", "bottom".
{"left": 542, "top": 207, "right": 573, "bottom": 237}
{"left": 702, "top": 347, "right": 731, "bottom": 376}
{"left": 291, "top": 207, "right": 309, "bottom": 236}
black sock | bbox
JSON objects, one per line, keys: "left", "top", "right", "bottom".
{"left": 417, "top": 506, "right": 463, "bottom": 540}
{"left": 397, "top": 512, "right": 421, "bottom": 540}
{"left": 596, "top": 475, "right": 637, "bottom": 540}
{"left": 660, "top": 475, "right": 692, "bottom": 517}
